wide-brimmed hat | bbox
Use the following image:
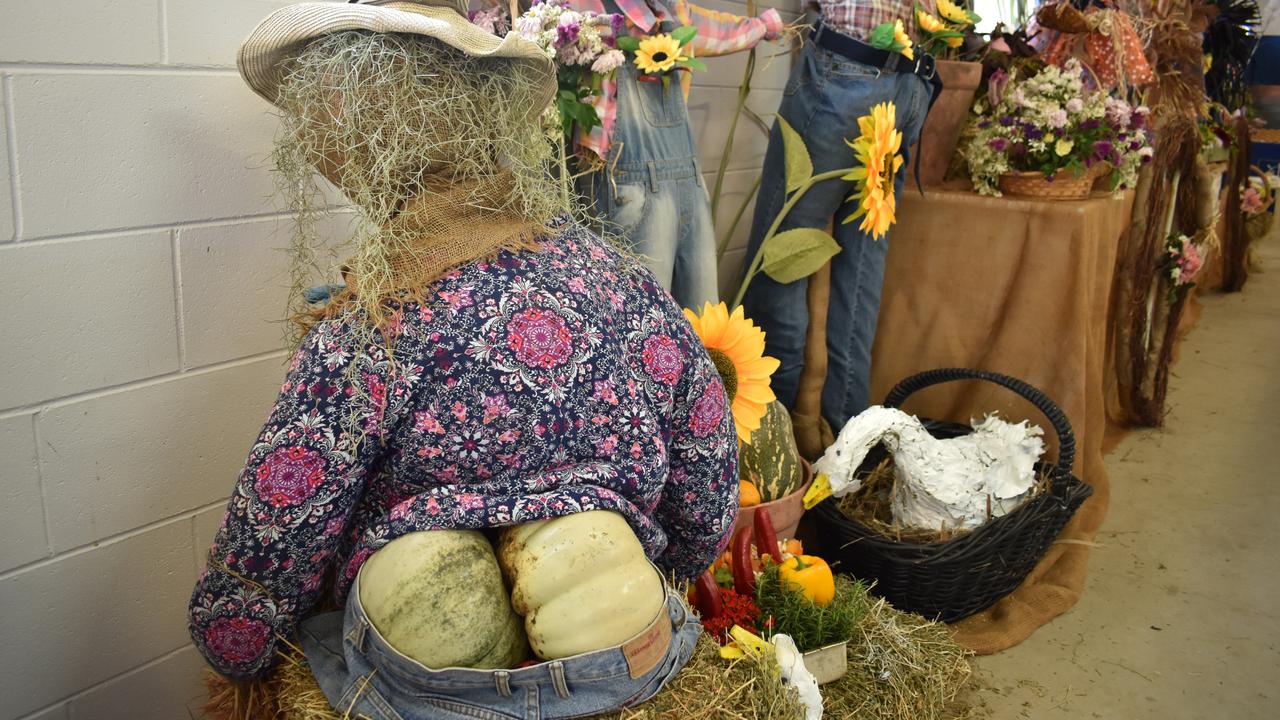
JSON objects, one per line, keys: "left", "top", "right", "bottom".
{"left": 237, "top": 0, "right": 554, "bottom": 119}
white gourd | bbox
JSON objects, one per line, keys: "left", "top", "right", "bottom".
{"left": 358, "top": 529, "right": 529, "bottom": 669}
{"left": 497, "top": 510, "right": 665, "bottom": 660}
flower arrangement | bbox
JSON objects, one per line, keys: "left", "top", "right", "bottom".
{"left": 916, "top": 1, "right": 981, "bottom": 59}
{"left": 964, "top": 59, "right": 1153, "bottom": 196}
{"left": 1162, "top": 233, "right": 1203, "bottom": 303}
{"left": 508, "top": 0, "right": 625, "bottom": 138}
{"left": 843, "top": 102, "right": 905, "bottom": 240}
{"left": 615, "top": 25, "right": 706, "bottom": 83}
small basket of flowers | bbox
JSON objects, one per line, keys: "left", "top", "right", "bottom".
{"left": 965, "top": 59, "right": 1153, "bottom": 199}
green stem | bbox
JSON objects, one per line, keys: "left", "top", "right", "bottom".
{"left": 729, "top": 168, "right": 851, "bottom": 310}
{"left": 717, "top": 174, "right": 762, "bottom": 255}
{"left": 712, "top": 49, "right": 756, "bottom": 236}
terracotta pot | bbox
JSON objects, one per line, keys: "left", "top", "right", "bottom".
{"left": 735, "top": 460, "right": 814, "bottom": 540}
{"left": 908, "top": 60, "right": 983, "bottom": 188}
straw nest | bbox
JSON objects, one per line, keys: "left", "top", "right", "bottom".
{"left": 204, "top": 592, "right": 973, "bottom": 720}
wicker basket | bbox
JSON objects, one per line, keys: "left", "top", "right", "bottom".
{"left": 999, "top": 167, "right": 1097, "bottom": 200}
{"left": 1245, "top": 165, "right": 1277, "bottom": 241}
{"left": 809, "top": 368, "right": 1094, "bottom": 623}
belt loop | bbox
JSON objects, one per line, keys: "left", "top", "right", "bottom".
{"left": 647, "top": 161, "right": 660, "bottom": 193}
{"left": 494, "top": 670, "right": 513, "bottom": 698}
{"left": 549, "top": 661, "right": 571, "bottom": 699}
{"left": 352, "top": 617, "right": 369, "bottom": 652}
{"left": 884, "top": 52, "right": 899, "bottom": 74}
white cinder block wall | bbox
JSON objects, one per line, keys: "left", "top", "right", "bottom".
{"left": 0, "top": 1, "right": 800, "bottom": 718}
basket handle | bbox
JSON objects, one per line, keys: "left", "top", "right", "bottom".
{"left": 883, "top": 368, "right": 1076, "bottom": 481}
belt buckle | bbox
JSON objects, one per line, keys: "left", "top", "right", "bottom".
{"left": 914, "top": 52, "right": 937, "bottom": 81}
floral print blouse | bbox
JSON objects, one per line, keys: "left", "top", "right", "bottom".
{"left": 188, "top": 221, "right": 739, "bottom": 678}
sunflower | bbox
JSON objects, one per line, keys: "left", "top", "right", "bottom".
{"left": 842, "top": 101, "right": 904, "bottom": 240}
{"left": 917, "top": 9, "right": 947, "bottom": 35}
{"left": 635, "top": 33, "right": 683, "bottom": 74}
{"left": 683, "top": 302, "right": 780, "bottom": 443}
{"left": 936, "top": 0, "right": 974, "bottom": 26}
{"left": 892, "top": 20, "right": 915, "bottom": 61}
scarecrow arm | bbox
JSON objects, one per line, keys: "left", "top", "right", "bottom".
{"left": 187, "top": 318, "right": 398, "bottom": 678}
{"left": 677, "top": 0, "right": 784, "bottom": 56}
{"left": 653, "top": 338, "right": 741, "bottom": 581}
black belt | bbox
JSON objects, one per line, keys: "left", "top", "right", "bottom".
{"left": 810, "top": 21, "right": 945, "bottom": 193}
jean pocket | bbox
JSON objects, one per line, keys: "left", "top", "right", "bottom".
{"left": 822, "top": 51, "right": 881, "bottom": 80}
{"left": 607, "top": 181, "right": 649, "bottom": 234}
{"left": 635, "top": 75, "right": 685, "bottom": 128}
{"left": 335, "top": 676, "right": 406, "bottom": 720}
{"left": 409, "top": 694, "right": 522, "bottom": 720}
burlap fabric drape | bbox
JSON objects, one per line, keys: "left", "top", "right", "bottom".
{"left": 858, "top": 188, "right": 1135, "bottom": 654}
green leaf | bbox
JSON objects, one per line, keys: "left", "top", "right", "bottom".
{"left": 867, "top": 22, "right": 897, "bottom": 51}
{"left": 778, "top": 117, "right": 813, "bottom": 195}
{"left": 677, "top": 57, "right": 708, "bottom": 72}
{"left": 671, "top": 25, "right": 698, "bottom": 46}
{"left": 616, "top": 36, "right": 640, "bottom": 52}
{"left": 759, "top": 228, "right": 841, "bottom": 284}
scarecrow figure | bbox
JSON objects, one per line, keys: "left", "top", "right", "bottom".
{"left": 190, "top": 2, "right": 737, "bottom": 717}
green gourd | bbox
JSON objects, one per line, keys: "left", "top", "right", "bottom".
{"left": 740, "top": 400, "right": 804, "bottom": 502}
{"left": 359, "top": 529, "right": 530, "bottom": 669}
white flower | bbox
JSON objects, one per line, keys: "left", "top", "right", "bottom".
{"left": 1066, "top": 98, "right": 1083, "bottom": 114}
{"left": 591, "top": 49, "right": 625, "bottom": 73}
{"left": 1047, "top": 109, "right": 1068, "bottom": 129}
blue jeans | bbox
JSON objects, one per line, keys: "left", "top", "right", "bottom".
{"left": 299, "top": 574, "right": 701, "bottom": 719}
{"left": 585, "top": 61, "right": 719, "bottom": 308}
{"left": 740, "top": 41, "right": 931, "bottom": 431}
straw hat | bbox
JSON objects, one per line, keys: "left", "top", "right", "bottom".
{"left": 237, "top": 0, "right": 554, "bottom": 118}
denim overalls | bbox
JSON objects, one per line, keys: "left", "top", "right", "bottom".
{"left": 583, "top": 20, "right": 719, "bottom": 309}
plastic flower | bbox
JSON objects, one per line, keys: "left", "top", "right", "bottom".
{"left": 842, "top": 101, "right": 904, "bottom": 240}
{"left": 683, "top": 302, "right": 780, "bottom": 443}
{"left": 1242, "top": 186, "right": 1265, "bottom": 214}
{"left": 937, "top": 0, "right": 974, "bottom": 25}
{"left": 945, "top": 35, "right": 964, "bottom": 48}
{"left": 635, "top": 33, "right": 683, "bottom": 74}
{"left": 917, "top": 9, "right": 946, "bottom": 34}
{"left": 591, "top": 48, "right": 625, "bottom": 73}
{"left": 893, "top": 20, "right": 915, "bottom": 61}
{"left": 1055, "top": 138, "right": 1074, "bottom": 157}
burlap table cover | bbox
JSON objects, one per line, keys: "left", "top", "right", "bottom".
{"left": 866, "top": 187, "right": 1135, "bottom": 654}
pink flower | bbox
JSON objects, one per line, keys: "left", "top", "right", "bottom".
{"left": 641, "top": 334, "right": 684, "bottom": 385}
{"left": 1178, "top": 240, "right": 1203, "bottom": 284}
{"left": 254, "top": 446, "right": 326, "bottom": 507}
{"left": 204, "top": 616, "right": 271, "bottom": 666}
{"left": 507, "top": 307, "right": 574, "bottom": 369}
{"left": 987, "top": 69, "right": 1010, "bottom": 106}
{"left": 592, "top": 49, "right": 625, "bottom": 74}
{"left": 1241, "top": 186, "right": 1265, "bottom": 215}
{"left": 689, "top": 381, "right": 727, "bottom": 438}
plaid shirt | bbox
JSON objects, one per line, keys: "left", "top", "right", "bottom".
{"left": 575, "top": 0, "right": 784, "bottom": 157}
{"left": 809, "top": 0, "right": 920, "bottom": 43}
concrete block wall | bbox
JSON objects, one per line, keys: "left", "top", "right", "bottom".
{"left": 0, "top": 1, "right": 800, "bottom": 718}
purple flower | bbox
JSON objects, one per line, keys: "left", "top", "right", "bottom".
{"left": 1081, "top": 119, "right": 1101, "bottom": 131}
{"left": 989, "top": 137, "right": 1010, "bottom": 151}
{"left": 978, "top": 120, "right": 992, "bottom": 129}
{"left": 556, "top": 21, "right": 581, "bottom": 47}
{"left": 1093, "top": 140, "right": 1114, "bottom": 158}
{"left": 1011, "top": 142, "right": 1028, "bottom": 158}
{"left": 1025, "top": 126, "right": 1044, "bottom": 141}
{"left": 611, "top": 13, "right": 626, "bottom": 39}
{"left": 999, "top": 115, "right": 1015, "bottom": 127}
{"left": 987, "top": 69, "right": 1010, "bottom": 106}
{"left": 1128, "top": 140, "right": 1142, "bottom": 151}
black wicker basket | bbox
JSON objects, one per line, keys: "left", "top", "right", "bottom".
{"left": 810, "top": 368, "right": 1094, "bottom": 623}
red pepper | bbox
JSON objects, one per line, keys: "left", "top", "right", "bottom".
{"left": 692, "top": 570, "right": 723, "bottom": 620}
{"left": 753, "top": 507, "right": 783, "bottom": 565}
{"left": 731, "top": 525, "right": 757, "bottom": 596}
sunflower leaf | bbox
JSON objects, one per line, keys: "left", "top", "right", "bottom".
{"left": 678, "top": 57, "right": 708, "bottom": 72}
{"left": 671, "top": 26, "right": 699, "bottom": 46}
{"left": 778, "top": 118, "right": 813, "bottom": 195}
{"left": 616, "top": 36, "right": 641, "bottom": 52}
{"left": 759, "top": 228, "right": 841, "bottom": 284}
{"left": 867, "top": 22, "right": 898, "bottom": 51}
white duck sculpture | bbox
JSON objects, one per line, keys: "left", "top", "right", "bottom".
{"left": 809, "top": 406, "right": 1046, "bottom": 532}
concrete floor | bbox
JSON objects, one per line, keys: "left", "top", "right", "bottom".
{"left": 970, "top": 238, "right": 1280, "bottom": 719}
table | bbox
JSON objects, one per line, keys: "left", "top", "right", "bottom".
{"left": 868, "top": 187, "right": 1136, "bottom": 654}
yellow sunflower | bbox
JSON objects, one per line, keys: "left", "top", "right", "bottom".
{"left": 936, "top": 0, "right": 973, "bottom": 26}
{"left": 917, "top": 9, "right": 947, "bottom": 35}
{"left": 945, "top": 34, "right": 964, "bottom": 48}
{"left": 683, "top": 302, "right": 780, "bottom": 443}
{"left": 893, "top": 19, "right": 915, "bottom": 61}
{"left": 842, "top": 102, "right": 904, "bottom": 240}
{"left": 635, "top": 33, "right": 683, "bottom": 74}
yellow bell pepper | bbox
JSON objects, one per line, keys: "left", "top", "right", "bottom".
{"left": 779, "top": 555, "right": 836, "bottom": 607}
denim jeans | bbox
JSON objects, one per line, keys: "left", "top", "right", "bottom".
{"left": 584, "top": 61, "right": 719, "bottom": 308}
{"left": 740, "top": 40, "right": 931, "bottom": 431}
{"left": 299, "top": 572, "right": 701, "bottom": 720}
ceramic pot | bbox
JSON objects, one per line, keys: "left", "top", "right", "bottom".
{"left": 908, "top": 60, "right": 982, "bottom": 188}
{"left": 735, "top": 459, "right": 814, "bottom": 540}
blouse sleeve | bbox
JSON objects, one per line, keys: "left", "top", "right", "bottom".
{"left": 653, "top": 342, "right": 740, "bottom": 581}
{"left": 187, "top": 318, "right": 405, "bottom": 678}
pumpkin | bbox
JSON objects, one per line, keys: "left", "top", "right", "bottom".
{"left": 498, "top": 510, "right": 665, "bottom": 660}
{"left": 358, "top": 530, "right": 529, "bottom": 669}
{"left": 739, "top": 400, "right": 804, "bottom": 502}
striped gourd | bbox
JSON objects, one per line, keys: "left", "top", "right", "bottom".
{"left": 740, "top": 400, "right": 804, "bottom": 502}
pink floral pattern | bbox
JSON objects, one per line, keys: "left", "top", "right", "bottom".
{"left": 189, "top": 221, "right": 737, "bottom": 678}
